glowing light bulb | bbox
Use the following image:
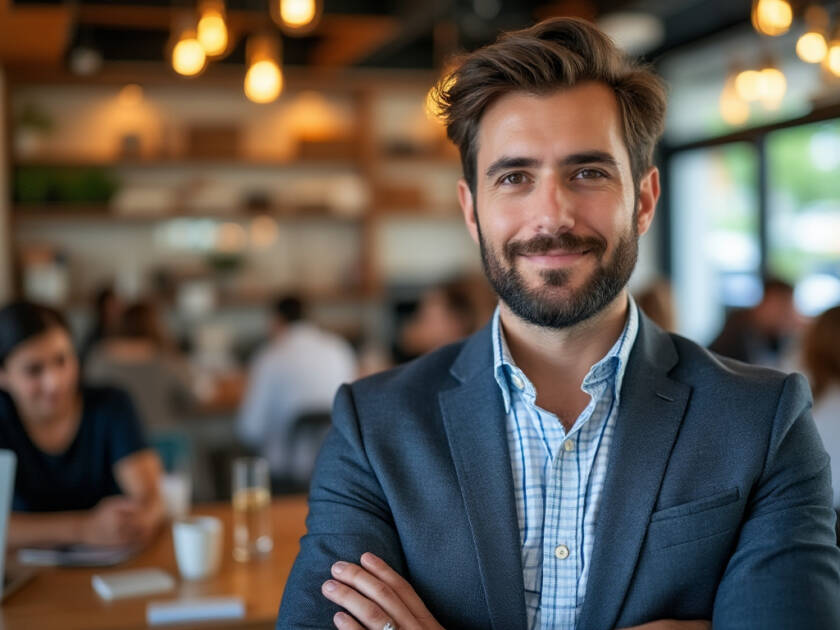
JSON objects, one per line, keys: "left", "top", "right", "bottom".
{"left": 198, "top": 8, "right": 228, "bottom": 57}
{"left": 172, "top": 34, "right": 206, "bottom": 76}
{"left": 757, "top": 66, "right": 786, "bottom": 105}
{"left": 735, "top": 69, "right": 761, "bottom": 101}
{"left": 245, "top": 60, "right": 283, "bottom": 103}
{"left": 797, "top": 31, "right": 828, "bottom": 63}
{"left": 826, "top": 42, "right": 840, "bottom": 77}
{"left": 281, "top": 0, "right": 316, "bottom": 27}
{"left": 752, "top": 0, "right": 793, "bottom": 37}
{"left": 720, "top": 77, "right": 749, "bottom": 125}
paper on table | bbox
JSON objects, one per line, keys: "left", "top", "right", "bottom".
{"left": 146, "top": 596, "right": 245, "bottom": 625}
{"left": 92, "top": 568, "right": 175, "bottom": 601}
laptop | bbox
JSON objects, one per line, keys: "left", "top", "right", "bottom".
{"left": 1, "top": 449, "right": 36, "bottom": 602}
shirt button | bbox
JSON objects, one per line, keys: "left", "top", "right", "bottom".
{"left": 510, "top": 374, "right": 525, "bottom": 390}
{"left": 564, "top": 439, "right": 575, "bottom": 452}
{"left": 554, "top": 544, "right": 570, "bottom": 560}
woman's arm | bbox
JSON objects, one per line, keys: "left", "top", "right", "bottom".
{"left": 113, "top": 448, "right": 166, "bottom": 542}
{"left": 7, "top": 449, "right": 165, "bottom": 549}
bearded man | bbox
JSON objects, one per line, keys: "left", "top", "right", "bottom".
{"left": 277, "top": 17, "right": 840, "bottom": 630}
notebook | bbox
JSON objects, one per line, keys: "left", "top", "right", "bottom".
{"left": 1, "top": 449, "right": 37, "bottom": 602}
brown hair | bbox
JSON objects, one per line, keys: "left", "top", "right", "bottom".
{"left": 432, "top": 17, "right": 667, "bottom": 194}
{"left": 802, "top": 305, "right": 840, "bottom": 400}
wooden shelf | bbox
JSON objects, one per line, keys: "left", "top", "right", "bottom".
{"left": 12, "top": 205, "right": 366, "bottom": 224}
{"left": 14, "top": 156, "right": 362, "bottom": 169}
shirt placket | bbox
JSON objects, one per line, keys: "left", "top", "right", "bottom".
{"left": 540, "top": 417, "right": 581, "bottom": 629}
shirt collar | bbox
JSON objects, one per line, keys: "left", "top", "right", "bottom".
{"left": 491, "top": 295, "right": 640, "bottom": 413}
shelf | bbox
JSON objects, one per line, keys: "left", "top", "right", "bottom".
{"left": 12, "top": 205, "right": 366, "bottom": 224}
{"left": 14, "top": 156, "right": 363, "bottom": 170}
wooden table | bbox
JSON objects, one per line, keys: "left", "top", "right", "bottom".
{"left": 0, "top": 496, "right": 309, "bottom": 630}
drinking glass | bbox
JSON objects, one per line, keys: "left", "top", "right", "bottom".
{"left": 231, "top": 456, "right": 273, "bottom": 562}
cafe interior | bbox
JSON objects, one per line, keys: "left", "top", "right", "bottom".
{"left": 1, "top": 0, "right": 840, "bottom": 627}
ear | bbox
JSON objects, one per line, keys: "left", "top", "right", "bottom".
{"left": 636, "top": 166, "right": 660, "bottom": 237}
{"left": 458, "top": 179, "right": 480, "bottom": 245}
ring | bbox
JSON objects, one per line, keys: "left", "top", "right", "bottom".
{"left": 383, "top": 623, "right": 397, "bottom": 630}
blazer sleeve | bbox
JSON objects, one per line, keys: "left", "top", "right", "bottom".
{"left": 713, "top": 373, "right": 840, "bottom": 628}
{"left": 276, "top": 383, "right": 406, "bottom": 629}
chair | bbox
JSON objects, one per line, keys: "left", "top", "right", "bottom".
{"left": 275, "top": 410, "right": 332, "bottom": 494}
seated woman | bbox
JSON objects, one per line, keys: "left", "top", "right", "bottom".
{"left": 0, "top": 301, "right": 164, "bottom": 548}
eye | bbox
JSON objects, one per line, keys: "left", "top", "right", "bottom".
{"left": 498, "top": 172, "right": 530, "bottom": 186}
{"left": 574, "top": 168, "right": 608, "bottom": 180}
{"left": 24, "top": 363, "right": 43, "bottom": 379}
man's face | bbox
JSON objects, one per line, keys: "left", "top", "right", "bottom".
{"left": 457, "top": 82, "right": 659, "bottom": 329}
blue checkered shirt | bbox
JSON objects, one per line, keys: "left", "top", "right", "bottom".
{"left": 491, "top": 299, "right": 639, "bottom": 629}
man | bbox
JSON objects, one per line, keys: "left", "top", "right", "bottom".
{"left": 237, "top": 295, "right": 357, "bottom": 483}
{"left": 709, "top": 278, "right": 800, "bottom": 368}
{"left": 278, "top": 18, "right": 840, "bottom": 630}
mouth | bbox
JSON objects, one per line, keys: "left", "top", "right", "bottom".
{"left": 520, "top": 249, "right": 591, "bottom": 266}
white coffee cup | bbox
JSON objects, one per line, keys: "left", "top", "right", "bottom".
{"left": 172, "top": 516, "right": 223, "bottom": 580}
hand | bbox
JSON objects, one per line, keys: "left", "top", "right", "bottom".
{"left": 81, "top": 496, "right": 148, "bottom": 546}
{"left": 618, "top": 621, "right": 711, "bottom": 630}
{"left": 322, "top": 552, "right": 444, "bottom": 630}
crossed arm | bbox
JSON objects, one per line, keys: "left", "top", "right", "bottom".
{"left": 320, "top": 552, "right": 710, "bottom": 630}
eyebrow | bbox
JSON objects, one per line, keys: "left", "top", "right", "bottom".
{"left": 484, "top": 151, "right": 620, "bottom": 179}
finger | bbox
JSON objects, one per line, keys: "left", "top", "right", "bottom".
{"left": 321, "top": 579, "right": 396, "bottom": 630}
{"left": 333, "top": 612, "right": 364, "bottom": 629}
{"left": 331, "top": 561, "right": 415, "bottom": 626}
{"left": 360, "top": 553, "right": 435, "bottom": 621}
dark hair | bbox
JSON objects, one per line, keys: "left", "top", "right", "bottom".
{"left": 119, "top": 301, "right": 165, "bottom": 346}
{"left": 439, "top": 274, "right": 497, "bottom": 334}
{"left": 431, "top": 17, "right": 667, "bottom": 194}
{"left": 0, "top": 301, "right": 71, "bottom": 365}
{"left": 802, "top": 305, "right": 840, "bottom": 400}
{"left": 762, "top": 277, "right": 794, "bottom": 297}
{"left": 274, "top": 295, "right": 304, "bottom": 323}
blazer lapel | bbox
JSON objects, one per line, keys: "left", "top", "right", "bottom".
{"left": 439, "top": 326, "right": 528, "bottom": 630}
{"left": 579, "top": 314, "right": 691, "bottom": 630}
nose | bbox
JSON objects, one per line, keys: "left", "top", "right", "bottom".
{"left": 533, "top": 173, "right": 575, "bottom": 234}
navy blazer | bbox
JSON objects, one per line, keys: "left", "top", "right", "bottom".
{"left": 278, "top": 311, "right": 840, "bottom": 629}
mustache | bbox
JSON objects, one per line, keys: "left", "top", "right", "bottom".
{"left": 505, "top": 232, "right": 607, "bottom": 259}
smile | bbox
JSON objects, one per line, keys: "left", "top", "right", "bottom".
{"left": 520, "top": 249, "right": 591, "bottom": 265}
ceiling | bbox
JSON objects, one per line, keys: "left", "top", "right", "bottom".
{"left": 0, "top": 0, "right": 772, "bottom": 76}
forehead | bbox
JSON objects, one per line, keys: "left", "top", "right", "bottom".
{"left": 476, "top": 82, "right": 628, "bottom": 170}
{"left": 9, "top": 327, "right": 72, "bottom": 363}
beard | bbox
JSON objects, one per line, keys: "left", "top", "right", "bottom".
{"left": 477, "top": 216, "right": 639, "bottom": 329}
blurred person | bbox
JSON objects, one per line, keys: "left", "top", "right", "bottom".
{"left": 397, "top": 274, "right": 496, "bottom": 360}
{"left": 635, "top": 278, "right": 675, "bottom": 332}
{"left": 79, "top": 285, "right": 123, "bottom": 364}
{"left": 85, "top": 300, "right": 194, "bottom": 429}
{"left": 802, "top": 305, "right": 840, "bottom": 512}
{"left": 0, "top": 301, "right": 164, "bottom": 549}
{"left": 236, "top": 295, "right": 357, "bottom": 483}
{"left": 709, "top": 277, "right": 800, "bottom": 367}
{"left": 279, "top": 18, "right": 839, "bottom": 630}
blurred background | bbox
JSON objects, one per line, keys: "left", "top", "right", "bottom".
{"left": 1, "top": 0, "right": 839, "bottom": 499}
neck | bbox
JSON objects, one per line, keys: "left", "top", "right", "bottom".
{"left": 499, "top": 290, "right": 629, "bottom": 389}
{"left": 20, "top": 391, "right": 81, "bottom": 432}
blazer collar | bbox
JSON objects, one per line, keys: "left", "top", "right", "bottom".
{"left": 441, "top": 322, "right": 528, "bottom": 630}
{"left": 579, "top": 312, "right": 691, "bottom": 629}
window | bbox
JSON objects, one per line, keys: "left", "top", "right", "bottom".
{"left": 767, "top": 120, "right": 840, "bottom": 315}
{"left": 670, "top": 143, "right": 760, "bottom": 344}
